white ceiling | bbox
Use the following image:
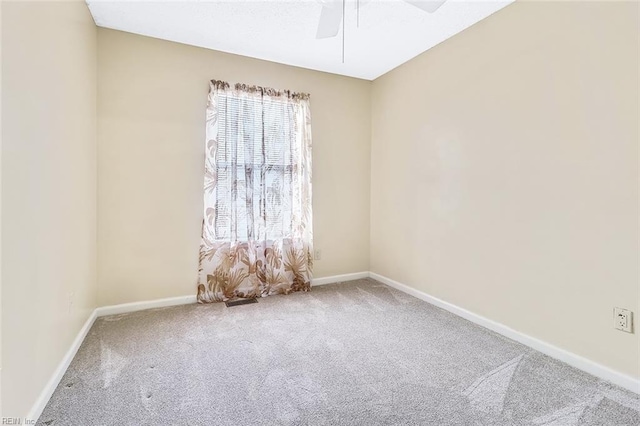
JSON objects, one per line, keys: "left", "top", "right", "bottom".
{"left": 87, "top": 0, "right": 514, "bottom": 80}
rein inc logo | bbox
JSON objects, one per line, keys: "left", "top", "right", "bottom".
{"left": 1, "top": 419, "right": 36, "bottom": 425}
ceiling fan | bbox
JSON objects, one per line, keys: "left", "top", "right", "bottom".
{"left": 316, "top": 0, "right": 448, "bottom": 39}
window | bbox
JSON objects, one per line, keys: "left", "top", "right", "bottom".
{"left": 203, "top": 84, "right": 312, "bottom": 243}
{"left": 198, "top": 80, "right": 313, "bottom": 302}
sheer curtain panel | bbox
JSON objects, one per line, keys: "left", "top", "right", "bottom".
{"left": 197, "top": 80, "right": 313, "bottom": 303}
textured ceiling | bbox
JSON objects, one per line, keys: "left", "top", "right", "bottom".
{"left": 87, "top": 0, "right": 514, "bottom": 80}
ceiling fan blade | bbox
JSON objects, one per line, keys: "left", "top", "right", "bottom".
{"left": 316, "top": 2, "right": 343, "bottom": 39}
{"left": 404, "top": 0, "right": 447, "bottom": 13}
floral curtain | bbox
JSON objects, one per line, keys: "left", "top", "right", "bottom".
{"left": 197, "top": 80, "right": 313, "bottom": 303}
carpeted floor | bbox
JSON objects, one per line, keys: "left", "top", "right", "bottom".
{"left": 38, "top": 279, "right": 639, "bottom": 425}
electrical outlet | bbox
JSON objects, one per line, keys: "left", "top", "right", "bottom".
{"left": 613, "top": 307, "right": 633, "bottom": 333}
{"left": 68, "top": 291, "right": 75, "bottom": 314}
{"left": 314, "top": 249, "right": 322, "bottom": 260}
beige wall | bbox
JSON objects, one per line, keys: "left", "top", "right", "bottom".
{"left": 371, "top": 0, "right": 639, "bottom": 378}
{"left": 1, "top": 1, "right": 97, "bottom": 418}
{"left": 97, "top": 29, "right": 371, "bottom": 306}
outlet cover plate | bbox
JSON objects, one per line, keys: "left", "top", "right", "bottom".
{"left": 614, "top": 307, "right": 633, "bottom": 333}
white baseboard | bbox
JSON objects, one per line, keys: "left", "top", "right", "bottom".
{"left": 95, "top": 295, "right": 197, "bottom": 317}
{"left": 369, "top": 272, "right": 640, "bottom": 395}
{"left": 312, "top": 271, "right": 370, "bottom": 286}
{"left": 27, "top": 309, "right": 98, "bottom": 422}
{"left": 28, "top": 270, "right": 639, "bottom": 422}
{"left": 28, "top": 294, "right": 198, "bottom": 422}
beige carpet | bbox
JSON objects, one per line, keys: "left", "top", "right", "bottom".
{"left": 37, "top": 279, "right": 639, "bottom": 425}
